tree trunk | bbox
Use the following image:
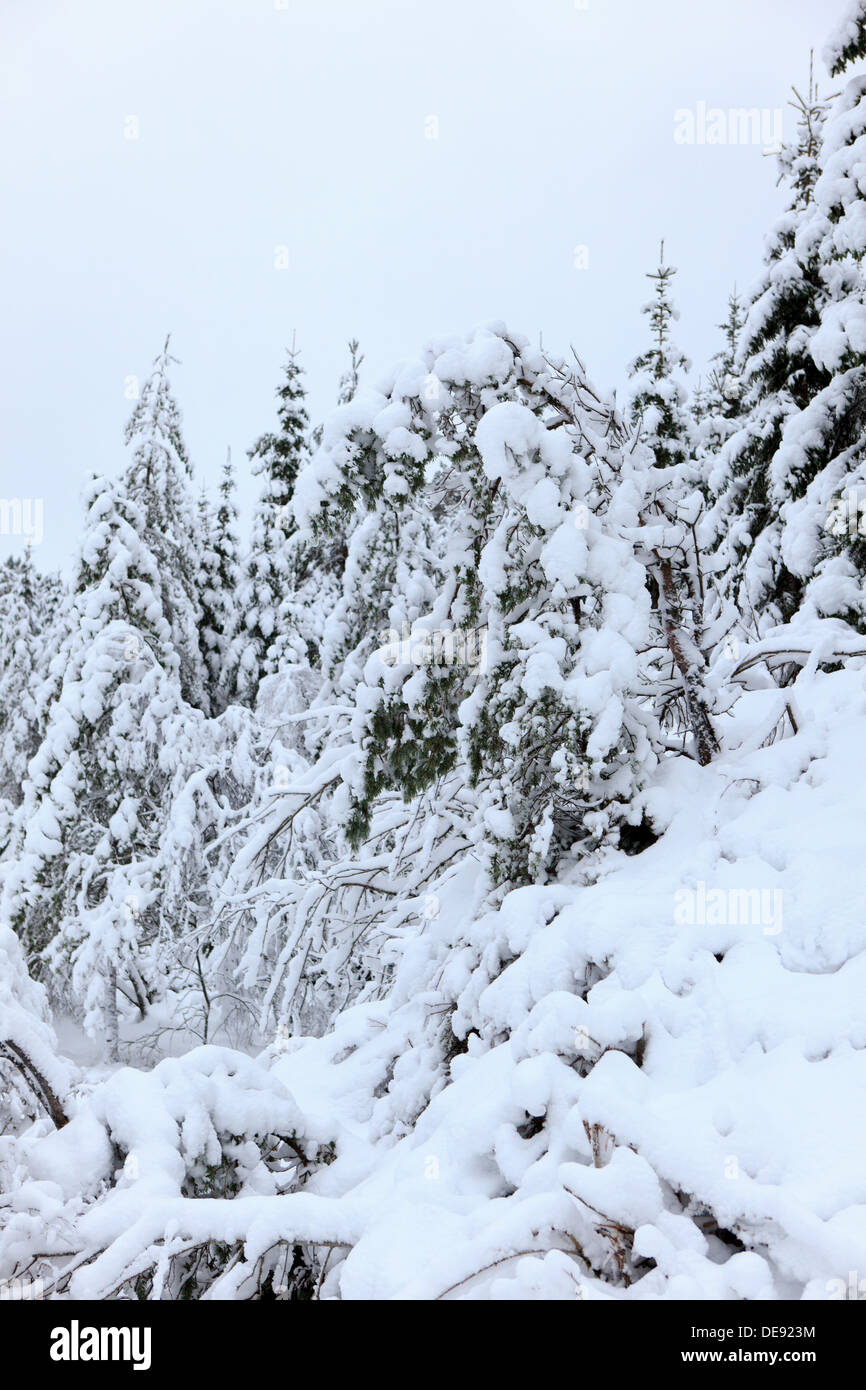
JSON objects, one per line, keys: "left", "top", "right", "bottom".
{"left": 655, "top": 554, "right": 719, "bottom": 766}
{"left": 105, "top": 963, "right": 120, "bottom": 1063}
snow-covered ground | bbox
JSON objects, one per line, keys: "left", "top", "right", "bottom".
{"left": 3, "top": 656, "right": 864, "bottom": 1300}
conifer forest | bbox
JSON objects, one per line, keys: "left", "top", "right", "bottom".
{"left": 2, "top": 0, "right": 866, "bottom": 1340}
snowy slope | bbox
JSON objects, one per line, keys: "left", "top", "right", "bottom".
{"left": 3, "top": 657, "right": 865, "bottom": 1300}
{"left": 268, "top": 661, "right": 866, "bottom": 1299}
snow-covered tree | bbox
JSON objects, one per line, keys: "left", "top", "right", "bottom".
{"left": 2, "top": 475, "right": 194, "bottom": 1051}
{"left": 337, "top": 338, "right": 364, "bottom": 405}
{"left": 0, "top": 553, "right": 62, "bottom": 822}
{"left": 329, "top": 335, "right": 659, "bottom": 885}
{"left": 123, "top": 337, "right": 206, "bottom": 706}
{"left": 705, "top": 289, "right": 747, "bottom": 420}
{"left": 696, "top": 289, "right": 748, "bottom": 456}
{"left": 824, "top": 0, "right": 866, "bottom": 76}
{"left": 230, "top": 345, "right": 310, "bottom": 706}
{"left": 459, "top": 400, "right": 657, "bottom": 886}
{"left": 0, "top": 920, "right": 70, "bottom": 1135}
{"left": 703, "top": 62, "right": 836, "bottom": 633}
{"left": 197, "top": 453, "right": 242, "bottom": 714}
{"left": 768, "top": 23, "right": 866, "bottom": 629}
{"left": 628, "top": 245, "right": 693, "bottom": 472}
{"left": 628, "top": 250, "right": 719, "bottom": 765}
{"left": 296, "top": 377, "right": 437, "bottom": 692}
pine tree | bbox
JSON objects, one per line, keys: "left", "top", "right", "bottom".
{"left": 628, "top": 244, "right": 693, "bottom": 472}
{"left": 123, "top": 337, "right": 206, "bottom": 706}
{"left": 2, "top": 475, "right": 193, "bottom": 1051}
{"left": 197, "top": 452, "right": 242, "bottom": 714}
{"left": 460, "top": 400, "right": 657, "bottom": 886}
{"left": 218, "top": 328, "right": 546, "bottom": 1031}
{"left": 691, "top": 376, "right": 708, "bottom": 424}
{"left": 824, "top": 0, "right": 866, "bottom": 79}
{"left": 337, "top": 338, "right": 364, "bottom": 405}
{"left": 704, "top": 62, "right": 836, "bottom": 633}
{"left": 295, "top": 348, "right": 440, "bottom": 692}
{"left": 0, "top": 552, "right": 61, "bottom": 821}
{"left": 628, "top": 249, "right": 719, "bottom": 765}
{"left": 230, "top": 344, "right": 310, "bottom": 705}
{"left": 767, "top": 24, "right": 866, "bottom": 628}
{"left": 692, "top": 292, "right": 747, "bottom": 512}
{"left": 300, "top": 326, "right": 660, "bottom": 883}
{"left": 706, "top": 289, "right": 747, "bottom": 420}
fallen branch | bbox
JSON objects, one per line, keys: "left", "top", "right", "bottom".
{"left": 0, "top": 1039, "right": 69, "bottom": 1130}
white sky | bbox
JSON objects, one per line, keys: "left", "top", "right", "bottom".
{"left": 0, "top": 0, "right": 844, "bottom": 571}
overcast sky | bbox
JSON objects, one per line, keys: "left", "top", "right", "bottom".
{"left": 0, "top": 0, "right": 844, "bottom": 572}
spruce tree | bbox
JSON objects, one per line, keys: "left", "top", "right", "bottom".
{"left": 295, "top": 351, "right": 440, "bottom": 691}
{"left": 628, "top": 244, "right": 693, "bottom": 472}
{"left": 300, "top": 326, "right": 660, "bottom": 883}
{"left": 230, "top": 344, "right": 310, "bottom": 705}
{"left": 337, "top": 338, "right": 364, "bottom": 405}
{"left": 197, "top": 452, "right": 242, "bottom": 714}
{"left": 123, "top": 337, "right": 206, "bottom": 706}
{"left": 628, "top": 249, "right": 719, "bottom": 765}
{"left": 769, "top": 24, "right": 866, "bottom": 627}
{"left": 704, "top": 63, "right": 835, "bottom": 632}
{"left": 461, "top": 400, "right": 657, "bottom": 885}
{"left": 0, "top": 552, "right": 61, "bottom": 819}
{"left": 706, "top": 289, "right": 747, "bottom": 420}
{"left": 692, "top": 292, "right": 746, "bottom": 519}
{"left": 2, "top": 475, "right": 191, "bottom": 1051}
{"left": 691, "top": 376, "right": 708, "bottom": 425}
{"left": 824, "top": 1, "right": 866, "bottom": 80}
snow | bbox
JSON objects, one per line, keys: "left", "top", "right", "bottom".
{"left": 3, "top": 658, "right": 865, "bottom": 1299}
{"left": 823, "top": 0, "right": 866, "bottom": 75}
